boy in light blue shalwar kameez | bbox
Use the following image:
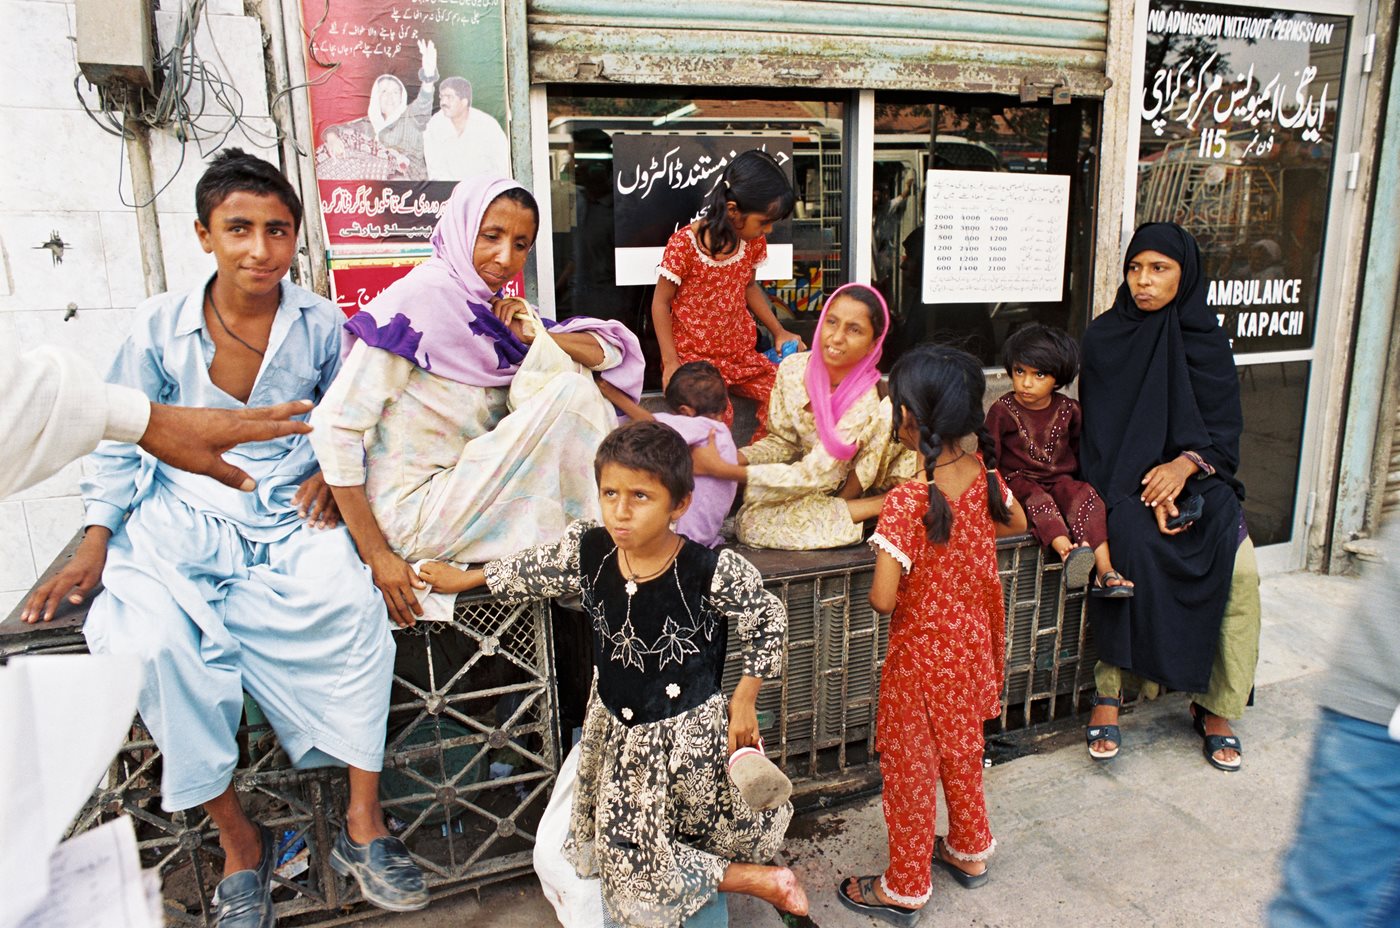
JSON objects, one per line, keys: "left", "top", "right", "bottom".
{"left": 47, "top": 151, "right": 429, "bottom": 928}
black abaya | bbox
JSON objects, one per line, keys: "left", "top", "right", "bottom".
{"left": 1079, "top": 223, "right": 1245, "bottom": 693}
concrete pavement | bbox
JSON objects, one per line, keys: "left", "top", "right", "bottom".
{"left": 364, "top": 569, "right": 1358, "bottom": 928}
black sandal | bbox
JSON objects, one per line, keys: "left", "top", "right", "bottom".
{"left": 932, "top": 836, "right": 988, "bottom": 888}
{"left": 837, "top": 875, "right": 923, "bottom": 926}
{"left": 1091, "top": 570, "right": 1135, "bottom": 598}
{"left": 1086, "top": 694, "right": 1121, "bottom": 760}
{"left": 1190, "top": 702, "right": 1243, "bottom": 772}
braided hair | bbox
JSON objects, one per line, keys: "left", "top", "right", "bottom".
{"left": 696, "top": 149, "right": 795, "bottom": 258}
{"left": 887, "top": 345, "right": 1012, "bottom": 543}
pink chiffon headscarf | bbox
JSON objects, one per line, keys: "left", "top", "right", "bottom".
{"left": 803, "top": 282, "right": 890, "bottom": 461}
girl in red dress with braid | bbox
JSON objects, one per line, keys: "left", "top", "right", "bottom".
{"left": 651, "top": 150, "right": 804, "bottom": 438}
{"left": 838, "top": 345, "right": 1026, "bottom": 927}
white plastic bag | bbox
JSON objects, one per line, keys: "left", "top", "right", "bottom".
{"left": 534, "top": 743, "right": 606, "bottom": 928}
{"left": 507, "top": 301, "right": 581, "bottom": 413}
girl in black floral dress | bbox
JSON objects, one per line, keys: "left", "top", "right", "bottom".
{"left": 420, "top": 421, "right": 808, "bottom": 927}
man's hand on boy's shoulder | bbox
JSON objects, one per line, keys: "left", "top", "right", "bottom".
{"left": 294, "top": 471, "right": 340, "bottom": 529}
{"left": 139, "top": 399, "right": 314, "bottom": 491}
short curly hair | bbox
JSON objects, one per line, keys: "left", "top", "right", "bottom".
{"left": 196, "top": 148, "right": 303, "bottom": 232}
{"left": 663, "top": 361, "right": 728, "bottom": 416}
{"left": 594, "top": 420, "right": 694, "bottom": 505}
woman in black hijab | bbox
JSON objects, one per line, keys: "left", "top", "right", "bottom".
{"left": 1078, "top": 222, "right": 1260, "bottom": 772}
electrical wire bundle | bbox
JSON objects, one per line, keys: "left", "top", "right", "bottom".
{"left": 74, "top": 0, "right": 336, "bottom": 208}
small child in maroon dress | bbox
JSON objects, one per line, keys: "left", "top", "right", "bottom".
{"left": 984, "top": 324, "right": 1133, "bottom": 596}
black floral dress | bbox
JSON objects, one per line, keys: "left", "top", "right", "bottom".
{"left": 484, "top": 521, "right": 791, "bottom": 928}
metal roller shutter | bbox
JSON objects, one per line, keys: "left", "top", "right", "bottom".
{"left": 1385, "top": 404, "right": 1400, "bottom": 518}
{"left": 528, "top": 0, "right": 1111, "bottom": 95}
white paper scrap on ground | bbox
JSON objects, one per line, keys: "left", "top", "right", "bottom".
{"left": 921, "top": 169, "right": 1070, "bottom": 304}
{"left": 17, "top": 817, "right": 159, "bottom": 928}
{"left": 0, "top": 654, "right": 143, "bottom": 928}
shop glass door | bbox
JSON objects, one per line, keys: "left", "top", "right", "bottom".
{"left": 1131, "top": 0, "right": 1365, "bottom": 562}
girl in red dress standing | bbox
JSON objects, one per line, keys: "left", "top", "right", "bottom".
{"left": 651, "top": 150, "right": 804, "bottom": 437}
{"left": 838, "top": 345, "right": 1027, "bottom": 926}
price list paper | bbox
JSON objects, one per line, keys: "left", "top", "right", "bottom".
{"left": 921, "top": 170, "right": 1070, "bottom": 304}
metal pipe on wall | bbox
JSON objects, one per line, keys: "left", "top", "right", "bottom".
{"left": 504, "top": 0, "right": 538, "bottom": 303}
{"left": 265, "top": 0, "right": 330, "bottom": 297}
{"left": 123, "top": 115, "right": 168, "bottom": 297}
{"left": 1331, "top": 12, "right": 1400, "bottom": 566}
{"left": 1091, "top": 0, "right": 1136, "bottom": 317}
{"left": 257, "top": 0, "right": 326, "bottom": 297}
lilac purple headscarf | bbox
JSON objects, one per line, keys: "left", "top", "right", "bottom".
{"left": 344, "top": 175, "right": 644, "bottom": 397}
{"left": 803, "top": 282, "right": 890, "bottom": 461}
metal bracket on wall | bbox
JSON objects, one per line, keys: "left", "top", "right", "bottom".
{"left": 1020, "top": 77, "right": 1072, "bottom": 104}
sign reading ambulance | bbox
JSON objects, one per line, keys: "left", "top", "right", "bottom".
{"left": 1134, "top": 0, "right": 1348, "bottom": 352}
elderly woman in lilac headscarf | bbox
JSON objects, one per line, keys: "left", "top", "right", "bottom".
{"left": 311, "top": 176, "right": 643, "bottom": 625}
{"left": 694, "top": 284, "right": 915, "bottom": 550}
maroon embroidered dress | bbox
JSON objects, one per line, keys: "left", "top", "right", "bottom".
{"left": 984, "top": 392, "right": 1107, "bottom": 550}
{"left": 658, "top": 227, "right": 777, "bottom": 434}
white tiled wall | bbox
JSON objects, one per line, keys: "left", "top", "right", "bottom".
{"left": 0, "top": 0, "right": 280, "bottom": 618}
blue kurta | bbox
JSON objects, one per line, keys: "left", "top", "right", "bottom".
{"left": 81, "top": 274, "right": 394, "bottom": 812}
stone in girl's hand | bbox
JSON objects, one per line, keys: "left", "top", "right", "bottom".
{"left": 729, "top": 744, "right": 792, "bottom": 810}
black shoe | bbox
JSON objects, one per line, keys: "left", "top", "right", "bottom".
{"left": 213, "top": 823, "right": 275, "bottom": 928}
{"left": 330, "top": 828, "right": 429, "bottom": 912}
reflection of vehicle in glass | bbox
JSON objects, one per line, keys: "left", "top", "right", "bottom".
{"left": 1136, "top": 129, "right": 1332, "bottom": 342}
{"left": 547, "top": 114, "right": 844, "bottom": 330}
{"left": 1136, "top": 132, "right": 1287, "bottom": 257}
{"left": 874, "top": 136, "right": 1004, "bottom": 314}
{"left": 879, "top": 137, "right": 1012, "bottom": 364}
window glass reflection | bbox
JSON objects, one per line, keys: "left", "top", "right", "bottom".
{"left": 1135, "top": 2, "right": 1349, "bottom": 353}
{"left": 873, "top": 94, "right": 1099, "bottom": 367}
{"left": 547, "top": 91, "right": 845, "bottom": 390}
{"left": 1237, "top": 361, "right": 1308, "bottom": 547}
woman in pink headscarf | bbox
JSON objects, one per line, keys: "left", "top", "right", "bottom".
{"left": 310, "top": 176, "right": 644, "bottom": 625}
{"left": 694, "top": 283, "right": 916, "bottom": 550}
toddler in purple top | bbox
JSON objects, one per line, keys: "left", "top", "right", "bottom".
{"left": 599, "top": 362, "right": 738, "bottom": 547}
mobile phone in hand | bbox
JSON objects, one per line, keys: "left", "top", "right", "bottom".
{"left": 1165, "top": 493, "right": 1204, "bottom": 530}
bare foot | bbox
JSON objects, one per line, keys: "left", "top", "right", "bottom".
{"left": 720, "top": 863, "right": 809, "bottom": 915}
{"left": 1100, "top": 566, "right": 1134, "bottom": 590}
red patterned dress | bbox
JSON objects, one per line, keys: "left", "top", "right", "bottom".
{"left": 658, "top": 226, "right": 777, "bottom": 434}
{"left": 984, "top": 391, "right": 1107, "bottom": 551}
{"left": 868, "top": 472, "right": 1007, "bottom": 907}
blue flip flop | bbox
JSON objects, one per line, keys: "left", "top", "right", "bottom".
{"left": 837, "top": 876, "right": 922, "bottom": 927}
{"left": 1062, "top": 545, "right": 1096, "bottom": 590}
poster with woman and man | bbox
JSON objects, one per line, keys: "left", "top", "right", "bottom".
{"left": 302, "top": 0, "right": 513, "bottom": 248}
